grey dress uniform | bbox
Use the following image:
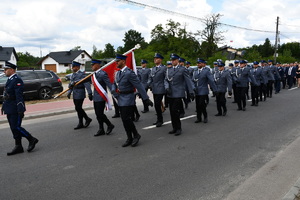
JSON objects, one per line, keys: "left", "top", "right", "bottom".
{"left": 250, "top": 68, "right": 263, "bottom": 106}
{"left": 214, "top": 70, "right": 232, "bottom": 116}
{"left": 260, "top": 66, "right": 272, "bottom": 101}
{"left": 164, "top": 65, "right": 194, "bottom": 133}
{"left": 267, "top": 65, "right": 280, "bottom": 97}
{"left": 138, "top": 67, "right": 151, "bottom": 112}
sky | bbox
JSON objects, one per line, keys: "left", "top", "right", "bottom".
{"left": 1, "top": 0, "right": 300, "bottom": 57}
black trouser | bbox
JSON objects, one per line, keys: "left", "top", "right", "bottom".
{"left": 73, "top": 99, "right": 89, "bottom": 124}
{"left": 216, "top": 92, "right": 227, "bottom": 114}
{"left": 282, "top": 77, "right": 287, "bottom": 89}
{"left": 7, "top": 114, "right": 33, "bottom": 141}
{"left": 153, "top": 94, "right": 164, "bottom": 122}
{"left": 131, "top": 105, "right": 140, "bottom": 119}
{"left": 164, "top": 95, "right": 169, "bottom": 108}
{"left": 179, "top": 98, "right": 185, "bottom": 114}
{"left": 251, "top": 84, "right": 259, "bottom": 105}
{"left": 274, "top": 79, "right": 281, "bottom": 93}
{"left": 287, "top": 76, "right": 294, "bottom": 89}
{"left": 112, "top": 97, "right": 120, "bottom": 115}
{"left": 119, "top": 106, "right": 139, "bottom": 141}
{"left": 259, "top": 83, "right": 267, "bottom": 101}
{"left": 236, "top": 87, "right": 247, "bottom": 109}
{"left": 195, "top": 95, "right": 207, "bottom": 120}
{"left": 94, "top": 101, "right": 112, "bottom": 130}
{"left": 246, "top": 85, "right": 249, "bottom": 99}
{"left": 232, "top": 83, "right": 237, "bottom": 102}
{"left": 267, "top": 80, "right": 274, "bottom": 97}
{"left": 169, "top": 98, "right": 182, "bottom": 131}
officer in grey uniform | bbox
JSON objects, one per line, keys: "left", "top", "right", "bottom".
{"left": 1, "top": 61, "right": 38, "bottom": 156}
{"left": 260, "top": 60, "right": 272, "bottom": 101}
{"left": 68, "top": 61, "right": 93, "bottom": 130}
{"left": 250, "top": 61, "right": 263, "bottom": 106}
{"left": 214, "top": 62, "right": 232, "bottom": 116}
{"left": 137, "top": 59, "right": 151, "bottom": 113}
{"left": 267, "top": 59, "right": 280, "bottom": 98}
{"left": 231, "top": 60, "right": 240, "bottom": 103}
{"left": 147, "top": 53, "right": 167, "bottom": 127}
{"left": 193, "top": 58, "right": 216, "bottom": 123}
{"left": 165, "top": 53, "right": 195, "bottom": 135}
{"left": 90, "top": 59, "right": 115, "bottom": 137}
{"left": 112, "top": 54, "right": 153, "bottom": 147}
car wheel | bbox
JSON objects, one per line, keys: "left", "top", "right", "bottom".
{"left": 39, "top": 87, "right": 52, "bottom": 99}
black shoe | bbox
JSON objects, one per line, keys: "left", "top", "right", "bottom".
{"left": 84, "top": 118, "right": 92, "bottom": 128}
{"left": 203, "top": 118, "right": 208, "bottom": 123}
{"left": 122, "top": 139, "right": 132, "bottom": 147}
{"left": 7, "top": 145, "right": 24, "bottom": 156}
{"left": 185, "top": 104, "right": 188, "bottom": 109}
{"left": 242, "top": 107, "right": 246, "bottom": 111}
{"left": 250, "top": 104, "right": 255, "bottom": 106}
{"left": 222, "top": 111, "right": 227, "bottom": 116}
{"left": 180, "top": 113, "right": 185, "bottom": 118}
{"left": 169, "top": 129, "right": 176, "bottom": 134}
{"left": 141, "top": 110, "right": 149, "bottom": 113}
{"left": 94, "top": 130, "right": 105, "bottom": 137}
{"left": 156, "top": 122, "right": 163, "bottom": 127}
{"left": 131, "top": 135, "right": 141, "bottom": 147}
{"left": 112, "top": 114, "right": 120, "bottom": 118}
{"left": 175, "top": 129, "right": 182, "bottom": 136}
{"left": 27, "top": 138, "right": 39, "bottom": 152}
{"left": 270, "top": 95, "right": 272, "bottom": 98}
{"left": 74, "top": 124, "right": 84, "bottom": 130}
{"left": 106, "top": 124, "right": 115, "bottom": 135}
{"left": 134, "top": 115, "right": 140, "bottom": 122}
{"left": 215, "top": 113, "right": 222, "bottom": 116}
{"left": 153, "top": 121, "right": 158, "bottom": 125}
{"left": 237, "top": 108, "right": 242, "bottom": 111}
{"left": 194, "top": 118, "right": 202, "bottom": 123}
{"left": 232, "top": 101, "right": 237, "bottom": 103}
{"left": 255, "top": 104, "right": 258, "bottom": 106}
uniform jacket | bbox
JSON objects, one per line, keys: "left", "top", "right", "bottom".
{"left": 147, "top": 64, "right": 167, "bottom": 94}
{"left": 277, "top": 67, "right": 285, "bottom": 79}
{"left": 68, "top": 70, "right": 92, "bottom": 99}
{"left": 192, "top": 67, "right": 216, "bottom": 95}
{"left": 260, "top": 66, "right": 272, "bottom": 84}
{"left": 165, "top": 65, "right": 194, "bottom": 98}
{"left": 269, "top": 65, "right": 280, "bottom": 81}
{"left": 234, "top": 67, "right": 258, "bottom": 87}
{"left": 93, "top": 70, "right": 112, "bottom": 102}
{"left": 112, "top": 67, "right": 149, "bottom": 107}
{"left": 214, "top": 70, "right": 232, "bottom": 93}
{"left": 250, "top": 68, "right": 264, "bottom": 85}
{"left": 2, "top": 74, "right": 26, "bottom": 114}
{"left": 137, "top": 67, "right": 151, "bottom": 89}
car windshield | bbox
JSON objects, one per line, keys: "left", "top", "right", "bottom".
{"left": 0, "top": 74, "right": 8, "bottom": 84}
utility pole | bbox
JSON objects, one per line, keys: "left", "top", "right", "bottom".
{"left": 274, "top": 16, "right": 279, "bottom": 63}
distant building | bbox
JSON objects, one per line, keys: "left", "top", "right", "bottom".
{"left": 0, "top": 46, "right": 18, "bottom": 68}
{"left": 38, "top": 50, "right": 92, "bottom": 73}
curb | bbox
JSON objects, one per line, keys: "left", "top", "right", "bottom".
{"left": 0, "top": 106, "right": 94, "bottom": 125}
{"left": 283, "top": 177, "right": 300, "bottom": 200}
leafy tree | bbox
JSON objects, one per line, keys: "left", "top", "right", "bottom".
{"left": 71, "top": 46, "right": 81, "bottom": 51}
{"left": 17, "top": 52, "right": 40, "bottom": 69}
{"left": 258, "top": 38, "right": 273, "bottom": 58}
{"left": 277, "top": 49, "right": 296, "bottom": 63}
{"left": 122, "top": 29, "right": 148, "bottom": 52}
{"left": 91, "top": 45, "right": 103, "bottom": 58}
{"left": 101, "top": 43, "right": 115, "bottom": 58}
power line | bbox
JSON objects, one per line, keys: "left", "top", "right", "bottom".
{"left": 115, "top": 0, "right": 275, "bottom": 33}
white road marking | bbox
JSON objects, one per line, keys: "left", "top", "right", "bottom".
{"left": 288, "top": 87, "right": 298, "bottom": 91}
{"left": 142, "top": 115, "right": 197, "bottom": 130}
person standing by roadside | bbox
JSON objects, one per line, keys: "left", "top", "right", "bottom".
{"left": 1, "top": 61, "right": 38, "bottom": 156}
{"left": 67, "top": 61, "right": 93, "bottom": 130}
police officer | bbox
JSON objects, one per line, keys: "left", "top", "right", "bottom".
{"left": 250, "top": 61, "right": 263, "bottom": 106}
{"left": 1, "top": 61, "right": 38, "bottom": 156}
{"left": 67, "top": 61, "right": 93, "bottom": 130}
{"left": 112, "top": 54, "right": 153, "bottom": 147}
{"left": 193, "top": 58, "right": 216, "bottom": 123}
{"left": 165, "top": 54, "right": 194, "bottom": 135}
{"left": 214, "top": 62, "right": 232, "bottom": 116}
{"left": 267, "top": 60, "right": 280, "bottom": 97}
{"left": 137, "top": 59, "right": 151, "bottom": 113}
{"left": 148, "top": 53, "right": 167, "bottom": 127}
{"left": 275, "top": 62, "right": 284, "bottom": 93}
{"left": 90, "top": 59, "right": 115, "bottom": 136}
{"left": 260, "top": 60, "right": 271, "bottom": 101}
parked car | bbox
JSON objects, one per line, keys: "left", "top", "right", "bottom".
{"left": 0, "top": 70, "right": 63, "bottom": 101}
{"left": 0, "top": 69, "right": 3, "bottom": 75}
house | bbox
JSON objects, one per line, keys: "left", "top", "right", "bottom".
{"left": 38, "top": 50, "right": 92, "bottom": 73}
{"left": 0, "top": 46, "right": 18, "bottom": 68}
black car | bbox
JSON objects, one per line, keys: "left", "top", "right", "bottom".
{"left": 0, "top": 70, "right": 63, "bottom": 101}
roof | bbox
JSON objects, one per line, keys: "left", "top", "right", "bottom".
{"left": 0, "top": 46, "right": 18, "bottom": 61}
{"left": 37, "top": 50, "right": 92, "bottom": 65}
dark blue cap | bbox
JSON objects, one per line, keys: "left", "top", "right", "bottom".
{"left": 268, "top": 59, "right": 273, "bottom": 63}
{"left": 141, "top": 59, "right": 148, "bottom": 64}
{"left": 277, "top": 62, "right": 281, "bottom": 64}
{"left": 4, "top": 61, "right": 17, "bottom": 69}
{"left": 72, "top": 61, "right": 81, "bottom": 67}
{"left": 170, "top": 53, "right": 180, "bottom": 60}
{"left": 185, "top": 61, "right": 191, "bottom": 65}
{"left": 253, "top": 61, "right": 259, "bottom": 65}
{"left": 245, "top": 60, "right": 248, "bottom": 63}
{"left": 179, "top": 57, "right": 185, "bottom": 62}
{"left": 218, "top": 62, "right": 225, "bottom": 66}
{"left": 166, "top": 61, "right": 172, "bottom": 65}
{"left": 240, "top": 60, "right": 247, "bottom": 64}
{"left": 115, "top": 54, "right": 127, "bottom": 60}
{"left": 197, "top": 58, "right": 206, "bottom": 63}
{"left": 217, "top": 59, "right": 223, "bottom": 62}
{"left": 261, "top": 60, "right": 266, "bottom": 63}
{"left": 91, "top": 59, "right": 102, "bottom": 64}
{"left": 229, "top": 63, "right": 233, "bottom": 66}
{"left": 213, "top": 61, "right": 218, "bottom": 65}
{"left": 154, "top": 53, "right": 164, "bottom": 59}
{"left": 234, "top": 60, "right": 240, "bottom": 63}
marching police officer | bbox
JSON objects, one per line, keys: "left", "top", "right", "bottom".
{"left": 90, "top": 59, "right": 115, "bottom": 136}
{"left": 138, "top": 59, "right": 151, "bottom": 113}
{"left": 193, "top": 58, "right": 216, "bottom": 123}
{"left": 112, "top": 54, "right": 153, "bottom": 147}
{"left": 67, "top": 61, "right": 93, "bottom": 130}
{"left": 250, "top": 61, "right": 263, "bottom": 106}
{"left": 148, "top": 53, "right": 167, "bottom": 127}
{"left": 1, "top": 61, "right": 38, "bottom": 156}
{"left": 214, "top": 62, "right": 232, "bottom": 116}
{"left": 267, "top": 60, "right": 280, "bottom": 98}
{"left": 260, "top": 60, "right": 272, "bottom": 101}
{"left": 165, "top": 54, "right": 194, "bottom": 135}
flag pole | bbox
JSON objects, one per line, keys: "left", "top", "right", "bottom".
{"left": 53, "top": 44, "right": 141, "bottom": 99}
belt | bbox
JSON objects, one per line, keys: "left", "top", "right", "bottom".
{"left": 119, "top": 90, "right": 134, "bottom": 94}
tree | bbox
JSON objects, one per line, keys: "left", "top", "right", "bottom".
{"left": 71, "top": 46, "right": 81, "bottom": 51}
{"left": 17, "top": 52, "right": 40, "bottom": 69}
{"left": 258, "top": 38, "right": 273, "bottom": 58}
{"left": 197, "top": 14, "right": 225, "bottom": 58}
{"left": 122, "top": 29, "right": 148, "bottom": 52}
{"left": 91, "top": 45, "right": 103, "bottom": 58}
{"left": 101, "top": 43, "right": 115, "bottom": 58}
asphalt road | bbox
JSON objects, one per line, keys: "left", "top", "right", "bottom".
{"left": 1, "top": 88, "right": 300, "bottom": 200}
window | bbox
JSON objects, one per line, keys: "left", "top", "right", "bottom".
{"left": 37, "top": 72, "right": 53, "bottom": 79}
{"left": 81, "top": 54, "right": 85, "bottom": 58}
{"left": 17, "top": 71, "right": 38, "bottom": 80}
